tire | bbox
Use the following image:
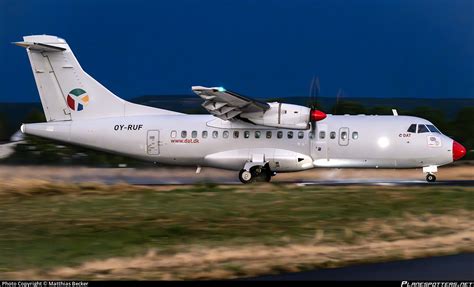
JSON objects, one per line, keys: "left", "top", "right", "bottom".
{"left": 253, "top": 165, "right": 272, "bottom": 183}
{"left": 263, "top": 171, "right": 272, "bottom": 182}
{"left": 426, "top": 174, "right": 436, "bottom": 183}
{"left": 239, "top": 169, "right": 253, "bottom": 184}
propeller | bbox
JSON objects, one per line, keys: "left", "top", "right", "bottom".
{"left": 333, "top": 88, "right": 343, "bottom": 115}
{"left": 308, "top": 76, "right": 327, "bottom": 136}
{"left": 308, "top": 75, "right": 319, "bottom": 110}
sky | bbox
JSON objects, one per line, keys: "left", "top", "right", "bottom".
{"left": 0, "top": 0, "right": 473, "bottom": 102}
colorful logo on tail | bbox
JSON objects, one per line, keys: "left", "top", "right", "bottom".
{"left": 67, "top": 88, "right": 89, "bottom": 111}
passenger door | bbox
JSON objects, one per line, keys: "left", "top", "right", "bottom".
{"left": 147, "top": 130, "right": 160, "bottom": 155}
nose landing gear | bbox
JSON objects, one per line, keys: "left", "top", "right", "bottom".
{"left": 426, "top": 173, "right": 436, "bottom": 183}
{"left": 423, "top": 165, "right": 438, "bottom": 183}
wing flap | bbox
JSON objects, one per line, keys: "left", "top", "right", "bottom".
{"left": 202, "top": 101, "right": 227, "bottom": 111}
{"left": 192, "top": 86, "right": 270, "bottom": 121}
{"left": 219, "top": 110, "right": 242, "bottom": 120}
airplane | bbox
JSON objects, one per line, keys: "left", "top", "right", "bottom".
{"left": 15, "top": 35, "right": 467, "bottom": 183}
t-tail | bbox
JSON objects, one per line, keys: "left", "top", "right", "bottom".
{"left": 15, "top": 35, "right": 179, "bottom": 122}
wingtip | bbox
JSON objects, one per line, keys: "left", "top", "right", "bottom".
{"left": 13, "top": 41, "right": 28, "bottom": 48}
{"left": 191, "top": 86, "right": 226, "bottom": 92}
{"left": 191, "top": 85, "right": 210, "bottom": 90}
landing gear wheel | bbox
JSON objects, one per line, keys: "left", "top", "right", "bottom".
{"left": 239, "top": 169, "right": 253, "bottom": 184}
{"left": 252, "top": 165, "right": 272, "bottom": 183}
{"left": 426, "top": 173, "right": 436, "bottom": 183}
{"left": 263, "top": 171, "right": 272, "bottom": 182}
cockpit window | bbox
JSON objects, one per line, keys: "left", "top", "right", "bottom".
{"left": 427, "top": 125, "right": 440, "bottom": 133}
{"left": 407, "top": 124, "right": 416, "bottom": 133}
{"left": 417, "top": 124, "right": 429, "bottom": 133}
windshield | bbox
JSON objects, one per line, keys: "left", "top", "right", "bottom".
{"left": 418, "top": 124, "right": 429, "bottom": 133}
{"left": 407, "top": 123, "right": 442, "bottom": 134}
{"left": 426, "top": 124, "right": 441, "bottom": 133}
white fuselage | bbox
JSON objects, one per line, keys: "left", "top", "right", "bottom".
{"left": 22, "top": 114, "right": 454, "bottom": 172}
{"left": 16, "top": 34, "right": 464, "bottom": 183}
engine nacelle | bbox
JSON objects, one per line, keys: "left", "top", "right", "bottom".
{"left": 240, "top": 103, "right": 311, "bottom": 130}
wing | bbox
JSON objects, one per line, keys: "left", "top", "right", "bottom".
{"left": 192, "top": 86, "right": 270, "bottom": 120}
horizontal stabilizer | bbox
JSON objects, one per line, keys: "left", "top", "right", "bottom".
{"left": 14, "top": 41, "right": 66, "bottom": 52}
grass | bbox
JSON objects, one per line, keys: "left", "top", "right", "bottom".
{"left": 0, "top": 182, "right": 472, "bottom": 278}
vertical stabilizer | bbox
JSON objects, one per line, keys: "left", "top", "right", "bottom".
{"left": 15, "top": 35, "right": 180, "bottom": 122}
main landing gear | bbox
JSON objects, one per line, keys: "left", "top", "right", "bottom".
{"left": 238, "top": 165, "right": 273, "bottom": 184}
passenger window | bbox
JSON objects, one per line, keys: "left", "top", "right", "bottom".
{"left": 202, "top": 131, "right": 208, "bottom": 138}
{"left": 244, "top": 131, "right": 250, "bottom": 138}
{"left": 233, "top": 131, "right": 239, "bottom": 138}
{"left": 191, "top": 131, "right": 197, "bottom": 138}
{"left": 341, "top": 131, "right": 348, "bottom": 140}
{"left": 352, "top": 131, "right": 359, "bottom": 140}
{"left": 181, "top": 131, "right": 187, "bottom": 138}
{"left": 255, "top": 131, "right": 261, "bottom": 138}
{"left": 418, "top": 124, "right": 429, "bottom": 133}
{"left": 319, "top": 131, "right": 326, "bottom": 139}
{"left": 171, "top": 130, "right": 177, "bottom": 138}
{"left": 266, "top": 131, "right": 272, "bottom": 139}
{"left": 427, "top": 125, "right": 440, "bottom": 133}
{"left": 223, "top": 131, "right": 229, "bottom": 138}
{"left": 287, "top": 131, "right": 293, "bottom": 139}
{"left": 212, "top": 131, "right": 218, "bottom": 138}
{"left": 277, "top": 131, "right": 283, "bottom": 139}
{"left": 407, "top": 124, "right": 416, "bottom": 133}
{"left": 298, "top": 131, "right": 304, "bottom": 139}
{"left": 330, "top": 131, "right": 336, "bottom": 139}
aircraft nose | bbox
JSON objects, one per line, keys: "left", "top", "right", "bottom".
{"left": 452, "top": 141, "right": 466, "bottom": 161}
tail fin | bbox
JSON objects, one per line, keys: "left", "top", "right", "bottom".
{"left": 15, "top": 35, "right": 180, "bottom": 121}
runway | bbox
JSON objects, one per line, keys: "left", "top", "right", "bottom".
{"left": 117, "top": 178, "right": 474, "bottom": 187}
{"left": 248, "top": 253, "right": 474, "bottom": 281}
{"left": 293, "top": 179, "right": 474, "bottom": 187}
{"left": 0, "top": 165, "right": 472, "bottom": 187}
{"left": 66, "top": 168, "right": 473, "bottom": 186}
